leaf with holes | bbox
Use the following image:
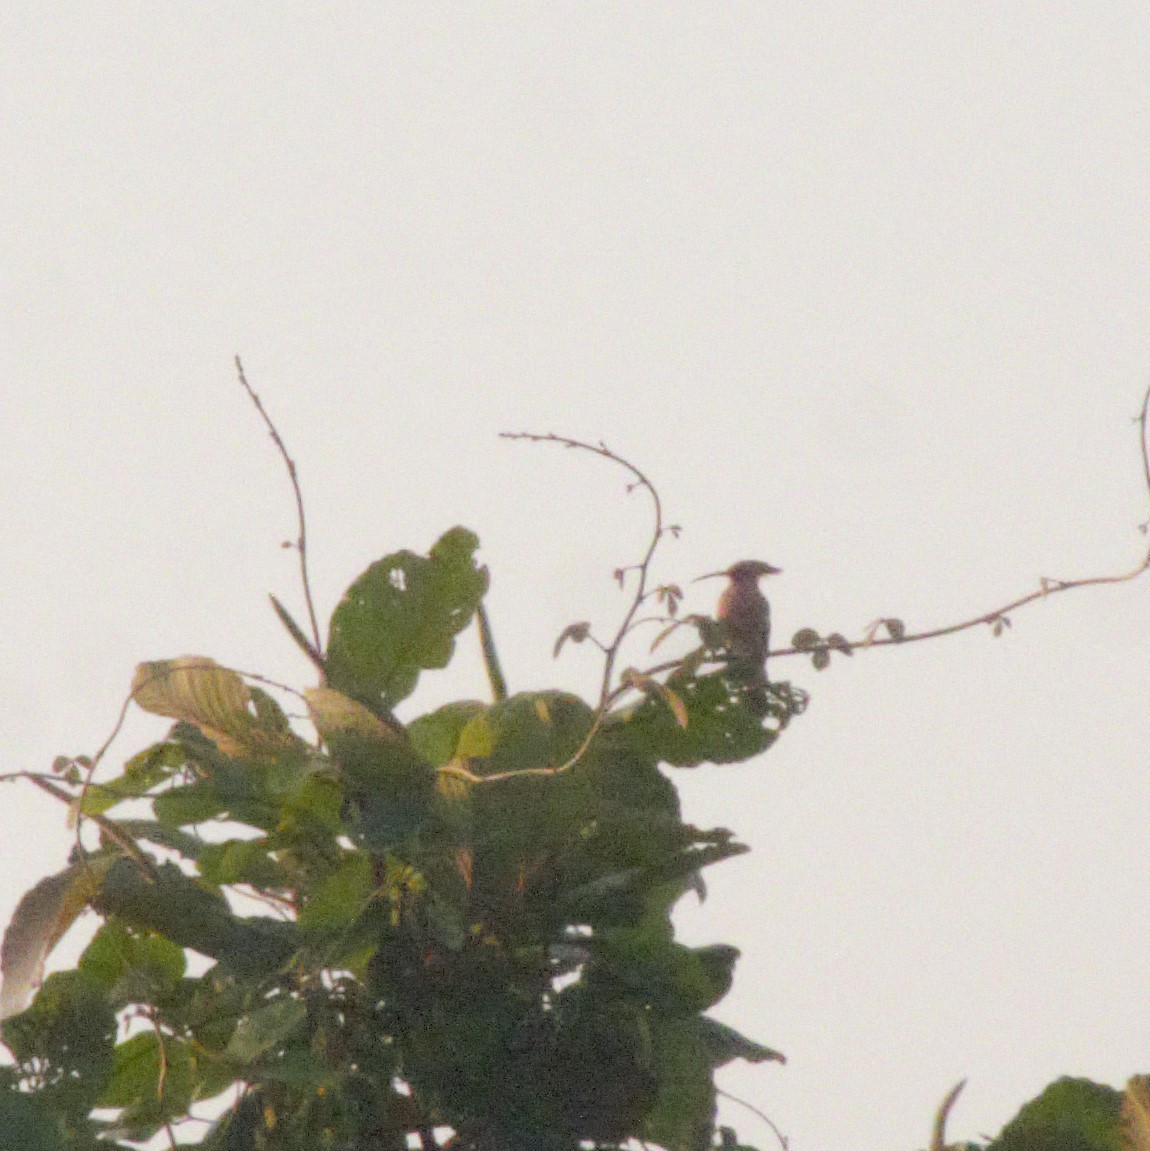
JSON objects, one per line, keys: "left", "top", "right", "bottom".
{"left": 326, "top": 527, "right": 488, "bottom": 708}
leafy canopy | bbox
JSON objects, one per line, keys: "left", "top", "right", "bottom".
{"left": 0, "top": 526, "right": 799, "bottom": 1151}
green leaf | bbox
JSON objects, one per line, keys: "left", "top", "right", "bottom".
{"left": 225, "top": 996, "right": 308, "bottom": 1064}
{"left": 78, "top": 919, "right": 186, "bottom": 1003}
{"left": 306, "top": 687, "right": 440, "bottom": 847}
{"left": 1, "top": 970, "right": 117, "bottom": 1119}
{"left": 91, "top": 860, "right": 298, "bottom": 977}
{"left": 82, "top": 740, "right": 188, "bottom": 815}
{"left": 693, "top": 1016, "right": 786, "bottom": 1066}
{"left": 198, "top": 839, "right": 283, "bottom": 889}
{"left": 112, "top": 820, "right": 206, "bottom": 860}
{"left": 456, "top": 692, "right": 593, "bottom": 777}
{"left": 98, "top": 1031, "right": 196, "bottom": 1142}
{"left": 409, "top": 700, "right": 489, "bottom": 766}
{"left": 152, "top": 782, "right": 230, "bottom": 827}
{"left": 305, "top": 685, "right": 402, "bottom": 745}
{"left": 643, "top": 1015, "right": 784, "bottom": 1151}
{"left": 988, "top": 1077, "right": 1124, "bottom": 1151}
{"left": 325, "top": 526, "right": 489, "bottom": 708}
{"left": 98, "top": 1030, "right": 177, "bottom": 1106}
{"left": 612, "top": 672, "right": 774, "bottom": 767}
{"left": 0, "top": 1092, "right": 66, "bottom": 1151}
{"left": 586, "top": 930, "right": 739, "bottom": 1018}
{"left": 298, "top": 852, "right": 373, "bottom": 934}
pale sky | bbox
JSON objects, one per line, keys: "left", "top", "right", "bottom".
{"left": 3, "top": 7, "right": 1150, "bottom": 1150}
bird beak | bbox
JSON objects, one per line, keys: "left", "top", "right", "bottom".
{"left": 692, "top": 570, "right": 730, "bottom": 583}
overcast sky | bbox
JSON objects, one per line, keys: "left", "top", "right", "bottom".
{"left": 3, "top": 7, "right": 1150, "bottom": 1149}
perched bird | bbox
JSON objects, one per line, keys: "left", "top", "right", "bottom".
{"left": 696, "top": 559, "right": 782, "bottom": 710}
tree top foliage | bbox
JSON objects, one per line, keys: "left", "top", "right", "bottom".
{"left": 3, "top": 371, "right": 1150, "bottom": 1150}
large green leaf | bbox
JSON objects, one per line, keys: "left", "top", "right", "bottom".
{"left": 1, "top": 970, "right": 117, "bottom": 1121}
{"left": 0, "top": 1092, "right": 66, "bottom": 1151}
{"left": 78, "top": 920, "right": 186, "bottom": 1006}
{"left": 612, "top": 671, "right": 775, "bottom": 767}
{"left": 325, "top": 526, "right": 489, "bottom": 708}
{"left": 455, "top": 691, "right": 593, "bottom": 778}
{"left": 225, "top": 996, "right": 308, "bottom": 1064}
{"left": 196, "top": 838, "right": 284, "bottom": 890}
{"left": 409, "top": 700, "right": 489, "bottom": 766}
{"left": 98, "top": 1031, "right": 196, "bottom": 1142}
{"left": 91, "top": 860, "right": 298, "bottom": 978}
{"left": 644, "top": 1016, "right": 784, "bottom": 1151}
{"left": 989, "top": 1077, "right": 1124, "bottom": 1151}
{"left": 297, "top": 852, "right": 373, "bottom": 935}
{"left": 586, "top": 931, "right": 740, "bottom": 1018}
{"left": 308, "top": 686, "right": 439, "bottom": 850}
{"left": 693, "top": 1016, "right": 786, "bottom": 1067}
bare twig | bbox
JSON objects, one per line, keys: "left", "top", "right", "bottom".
{"left": 482, "top": 387, "right": 1150, "bottom": 777}
{"left": 235, "top": 356, "right": 324, "bottom": 658}
{"left": 717, "top": 1087, "right": 789, "bottom": 1151}
{"left": 27, "top": 775, "right": 159, "bottom": 874}
{"left": 775, "top": 385, "right": 1150, "bottom": 659}
{"left": 500, "top": 432, "right": 669, "bottom": 774}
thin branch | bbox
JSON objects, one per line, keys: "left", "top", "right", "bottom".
{"left": 633, "top": 383, "right": 1150, "bottom": 682}
{"left": 35, "top": 661, "right": 311, "bottom": 874}
{"left": 235, "top": 356, "right": 324, "bottom": 657}
{"left": 773, "top": 383, "right": 1150, "bottom": 660}
{"left": 28, "top": 775, "right": 159, "bottom": 874}
{"left": 500, "top": 432, "right": 667, "bottom": 773}
{"left": 70, "top": 687, "right": 137, "bottom": 864}
{"left": 717, "top": 1087, "right": 789, "bottom": 1151}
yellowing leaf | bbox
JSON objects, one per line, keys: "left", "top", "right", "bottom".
{"left": 623, "top": 668, "right": 689, "bottom": 729}
{"left": 1, "top": 858, "right": 113, "bottom": 1020}
{"left": 132, "top": 657, "right": 294, "bottom": 757}
{"left": 1123, "top": 1076, "right": 1150, "bottom": 1151}
{"left": 304, "top": 686, "right": 399, "bottom": 743}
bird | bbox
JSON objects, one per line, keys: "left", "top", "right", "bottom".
{"left": 695, "top": 559, "right": 782, "bottom": 711}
